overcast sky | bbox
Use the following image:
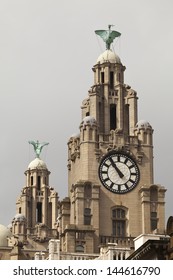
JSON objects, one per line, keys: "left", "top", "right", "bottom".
{"left": 0, "top": 0, "right": 173, "bottom": 226}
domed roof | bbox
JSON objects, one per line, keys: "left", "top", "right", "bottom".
{"left": 70, "top": 133, "right": 80, "bottom": 139}
{"left": 81, "top": 116, "right": 97, "bottom": 128}
{"left": 97, "top": 49, "right": 121, "bottom": 64}
{"left": 28, "top": 157, "right": 47, "bottom": 170}
{"left": 0, "top": 224, "right": 12, "bottom": 247}
{"left": 135, "top": 120, "right": 152, "bottom": 130}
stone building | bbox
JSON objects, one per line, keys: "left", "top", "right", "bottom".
{"left": 0, "top": 27, "right": 169, "bottom": 260}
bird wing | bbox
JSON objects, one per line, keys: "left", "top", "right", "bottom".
{"left": 109, "top": 30, "right": 121, "bottom": 42}
{"left": 95, "top": 30, "right": 108, "bottom": 42}
{"left": 28, "top": 140, "right": 36, "bottom": 147}
{"left": 40, "top": 142, "right": 49, "bottom": 147}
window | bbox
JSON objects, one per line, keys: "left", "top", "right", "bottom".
{"left": 84, "top": 184, "right": 92, "bottom": 199}
{"left": 112, "top": 208, "right": 126, "bottom": 237}
{"left": 84, "top": 208, "right": 91, "bottom": 225}
{"left": 37, "top": 176, "right": 41, "bottom": 190}
{"left": 99, "top": 101, "right": 104, "bottom": 133}
{"left": 44, "top": 177, "right": 47, "bottom": 184}
{"left": 101, "top": 72, "right": 104, "bottom": 83}
{"left": 30, "top": 176, "right": 33, "bottom": 186}
{"left": 36, "top": 202, "right": 42, "bottom": 223}
{"left": 118, "top": 72, "right": 121, "bottom": 82}
{"left": 48, "top": 202, "right": 52, "bottom": 228}
{"left": 76, "top": 245, "right": 84, "bottom": 252}
{"left": 124, "top": 104, "right": 129, "bottom": 135}
{"left": 150, "top": 186, "right": 158, "bottom": 231}
{"left": 110, "top": 71, "right": 114, "bottom": 89}
{"left": 110, "top": 104, "right": 117, "bottom": 130}
{"left": 151, "top": 211, "right": 157, "bottom": 231}
{"left": 150, "top": 187, "right": 158, "bottom": 202}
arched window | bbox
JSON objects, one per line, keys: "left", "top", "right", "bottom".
{"left": 112, "top": 208, "right": 126, "bottom": 237}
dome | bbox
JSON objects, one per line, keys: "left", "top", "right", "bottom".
{"left": 28, "top": 157, "right": 47, "bottom": 170}
{"left": 13, "top": 214, "right": 26, "bottom": 222}
{"left": 81, "top": 116, "right": 97, "bottom": 128}
{"left": 0, "top": 224, "right": 12, "bottom": 247}
{"left": 135, "top": 120, "right": 152, "bottom": 130}
{"left": 70, "top": 133, "right": 80, "bottom": 139}
{"left": 97, "top": 49, "right": 121, "bottom": 64}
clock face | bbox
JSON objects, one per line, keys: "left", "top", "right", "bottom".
{"left": 98, "top": 152, "right": 140, "bottom": 194}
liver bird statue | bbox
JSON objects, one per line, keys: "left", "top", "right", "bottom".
{"left": 29, "top": 140, "right": 49, "bottom": 158}
{"left": 95, "top": 25, "right": 121, "bottom": 50}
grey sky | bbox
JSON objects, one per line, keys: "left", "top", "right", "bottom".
{"left": 0, "top": 0, "right": 173, "bottom": 226}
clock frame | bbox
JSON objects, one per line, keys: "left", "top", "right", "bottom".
{"left": 98, "top": 152, "right": 140, "bottom": 194}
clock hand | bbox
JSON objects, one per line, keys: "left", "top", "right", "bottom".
{"left": 109, "top": 157, "right": 124, "bottom": 178}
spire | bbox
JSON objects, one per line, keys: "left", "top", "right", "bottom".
{"left": 95, "top": 25, "right": 121, "bottom": 50}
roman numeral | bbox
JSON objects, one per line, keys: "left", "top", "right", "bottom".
{"left": 103, "top": 162, "right": 109, "bottom": 168}
{"left": 124, "top": 183, "right": 129, "bottom": 189}
{"left": 129, "top": 179, "right": 135, "bottom": 184}
{"left": 103, "top": 177, "right": 109, "bottom": 183}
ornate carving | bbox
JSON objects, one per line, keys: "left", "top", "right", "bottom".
{"left": 136, "top": 151, "right": 144, "bottom": 164}
{"left": 68, "top": 136, "right": 80, "bottom": 163}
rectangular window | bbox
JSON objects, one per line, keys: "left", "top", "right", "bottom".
{"left": 113, "top": 220, "right": 125, "bottom": 236}
{"left": 31, "top": 176, "right": 33, "bottom": 186}
{"left": 101, "top": 72, "right": 104, "bottom": 83}
{"left": 44, "top": 177, "right": 47, "bottom": 184}
{"left": 125, "top": 104, "right": 129, "bottom": 135}
{"left": 36, "top": 202, "right": 42, "bottom": 223}
{"left": 110, "top": 104, "right": 117, "bottom": 130}
{"left": 37, "top": 176, "right": 41, "bottom": 190}
{"left": 48, "top": 202, "right": 52, "bottom": 228}
{"left": 112, "top": 208, "right": 126, "bottom": 237}
{"left": 84, "top": 208, "right": 91, "bottom": 225}
{"left": 151, "top": 211, "right": 157, "bottom": 231}
{"left": 110, "top": 71, "right": 114, "bottom": 89}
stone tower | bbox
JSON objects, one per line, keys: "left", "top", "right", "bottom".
{"left": 59, "top": 28, "right": 166, "bottom": 257}
{"left": 13, "top": 156, "right": 58, "bottom": 250}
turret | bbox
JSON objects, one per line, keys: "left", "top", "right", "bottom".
{"left": 134, "top": 120, "right": 153, "bottom": 145}
{"left": 11, "top": 214, "right": 26, "bottom": 243}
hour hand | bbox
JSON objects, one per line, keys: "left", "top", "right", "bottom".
{"left": 109, "top": 158, "right": 124, "bottom": 178}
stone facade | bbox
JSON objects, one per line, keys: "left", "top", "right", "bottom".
{"left": 59, "top": 48, "right": 166, "bottom": 256}
{"left": 0, "top": 35, "right": 168, "bottom": 260}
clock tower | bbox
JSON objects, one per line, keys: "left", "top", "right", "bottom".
{"left": 59, "top": 27, "right": 166, "bottom": 258}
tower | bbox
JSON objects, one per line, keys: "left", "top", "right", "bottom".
{"left": 59, "top": 27, "right": 166, "bottom": 257}
{"left": 11, "top": 141, "right": 59, "bottom": 258}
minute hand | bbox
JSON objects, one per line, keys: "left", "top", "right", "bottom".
{"left": 109, "top": 158, "right": 124, "bottom": 178}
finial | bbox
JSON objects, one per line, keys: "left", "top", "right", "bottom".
{"left": 95, "top": 25, "right": 121, "bottom": 50}
{"left": 28, "top": 140, "right": 49, "bottom": 158}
